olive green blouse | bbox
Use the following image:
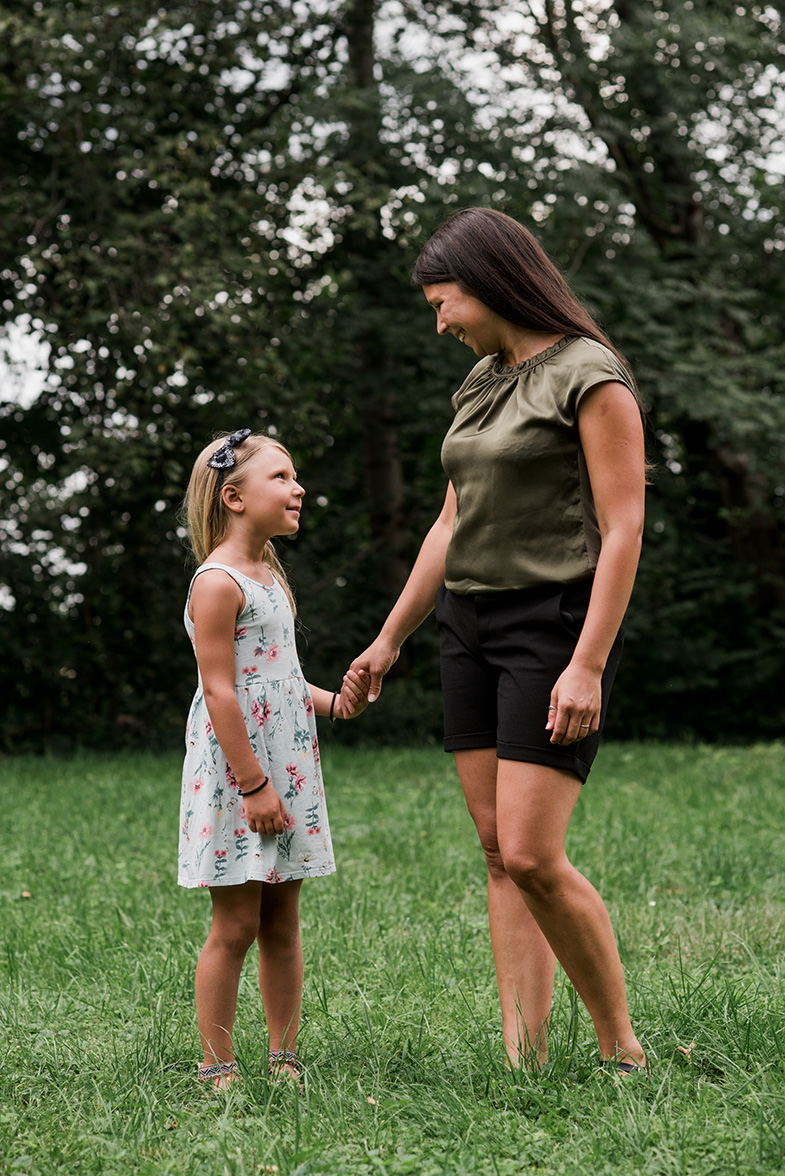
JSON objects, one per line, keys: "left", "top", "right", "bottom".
{"left": 441, "top": 336, "right": 637, "bottom": 594}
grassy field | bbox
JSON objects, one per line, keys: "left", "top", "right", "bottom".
{"left": 1, "top": 742, "right": 785, "bottom": 1175}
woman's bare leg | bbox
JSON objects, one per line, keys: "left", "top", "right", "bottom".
{"left": 455, "top": 749, "right": 556, "bottom": 1067}
{"left": 495, "top": 759, "right": 645, "bottom": 1065}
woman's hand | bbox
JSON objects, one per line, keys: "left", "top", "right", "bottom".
{"left": 348, "top": 637, "right": 401, "bottom": 703}
{"left": 335, "top": 668, "right": 371, "bottom": 719}
{"left": 546, "top": 662, "right": 602, "bottom": 745}
{"left": 240, "top": 779, "right": 288, "bottom": 836}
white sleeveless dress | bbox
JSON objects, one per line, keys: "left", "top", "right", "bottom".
{"left": 178, "top": 562, "right": 335, "bottom": 888}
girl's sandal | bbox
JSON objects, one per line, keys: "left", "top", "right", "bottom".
{"left": 268, "top": 1049, "right": 303, "bottom": 1091}
{"left": 198, "top": 1059, "right": 240, "bottom": 1091}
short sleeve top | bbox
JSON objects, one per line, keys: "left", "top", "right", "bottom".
{"left": 440, "top": 335, "right": 637, "bottom": 594}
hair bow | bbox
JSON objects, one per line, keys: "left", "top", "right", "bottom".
{"left": 207, "top": 428, "right": 252, "bottom": 487}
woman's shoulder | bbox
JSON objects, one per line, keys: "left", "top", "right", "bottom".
{"left": 559, "top": 336, "right": 631, "bottom": 379}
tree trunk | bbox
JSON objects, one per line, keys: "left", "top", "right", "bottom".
{"left": 343, "top": 0, "right": 409, "bottom": 594}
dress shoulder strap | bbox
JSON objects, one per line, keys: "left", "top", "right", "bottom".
{"left": 191, "top": 562, "right": 248, "bottom": 591}
{"left": 186, "top": 563, "right": 250, "bottom": 616}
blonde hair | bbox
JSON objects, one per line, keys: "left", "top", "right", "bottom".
{"left": 183, "top": 432, "right": 297, "bottom": 615}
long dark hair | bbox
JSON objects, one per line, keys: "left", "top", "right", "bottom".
{"left": 412, "top": 207, "right": 633, "bottom": 377}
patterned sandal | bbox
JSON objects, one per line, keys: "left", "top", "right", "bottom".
{"left": 198, "top": 1059, "right": 240, "bottom": 1089}
{"left": 268, "top": 1049, "right": 302, "bottom": 1089}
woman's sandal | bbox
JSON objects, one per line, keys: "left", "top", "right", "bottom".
{"left": 198, "top": 1059, "right": 240, "bottom": 1090}
{"left": 599, "top": 1058, "right": 648, "bottom": 1076}
{"left": 268, "top": 1049, "right": 302, "bottom": 1090}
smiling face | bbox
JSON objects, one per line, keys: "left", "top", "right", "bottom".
{"left": 422, "top": 281, "right": 503, "bottom": 358}
{"left": 223, "top": 443, "right": 305, "bottom": 541}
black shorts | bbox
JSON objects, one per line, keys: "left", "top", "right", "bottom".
{"left": 434, "top": 579, "right": 625, "bottom": 784}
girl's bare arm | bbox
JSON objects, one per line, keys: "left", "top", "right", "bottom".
{"left": 191, "top": 571, "right": 288, "bottom": 834}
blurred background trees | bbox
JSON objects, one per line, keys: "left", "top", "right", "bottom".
{"left": 1, "top": 0, "right": 783, "bottom": 750}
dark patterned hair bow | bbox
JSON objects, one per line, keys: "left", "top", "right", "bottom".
{"left": 207, "top": 428, "right": 252, "bottom": 487}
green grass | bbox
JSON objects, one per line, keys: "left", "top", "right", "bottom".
{"left": 2, "top": 742, "right": 785, "bottom": 1175}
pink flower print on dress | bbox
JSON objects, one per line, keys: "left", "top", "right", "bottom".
{"left": 284, "top": 811, "right": 296, "bottom": 831}
{"left": 307, "top": 826, "right": 321, "bottom": 836}
{"left": 265, "top": 644, "right": 280, "bottom": 664}
{"left": 265, "top": 867, "right": 282, "bottom": 884}
{"left": 234, "top": 626, "right": 248, "bottom": 639}
{"left": 312, "top": 736, "right": 320, "bottom": 764}
{"left": 285, "top": 763, "right": 306, "bottom": 793}
{"left": 234, "top": 827, "right": 247, "bottom": 838}
{"left": 225, "top": 764, "right": 239, "bottom": 790}
{"left": 304, "top": 695, "right": 314, "bottom": 717}
{"left": 263, "top": 700, "right": 272, "bottom": 723}
{"left": 251, "top": 700, "right": 264, "bottom": 728}
{"left": 242, "top": 665, "right": 258, "bottom": 676}
{"left": 190, "top": 778, "right": 203, "bottom": 794}
{"left": 205, "top": 720, "right": 213, "bottom": 737}
{"left": 199, "top": 824, "right": 214, "bottom": 838}
{"left": 214, "top": 849, "right": 227, "bottom": 859}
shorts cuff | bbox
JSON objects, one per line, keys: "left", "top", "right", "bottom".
{"left": 496, "top": 742, "right": 590, "bottom": 784}
{"left": 443, "top": 731, "right": 497, "bottom": 753}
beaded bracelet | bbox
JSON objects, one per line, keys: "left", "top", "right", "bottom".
{"left": 239, "top": 777, "right": 268, "bottom": 797}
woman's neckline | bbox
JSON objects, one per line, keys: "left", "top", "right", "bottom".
{"left": 491, "top": 335, "right": 575, "bottom": 374}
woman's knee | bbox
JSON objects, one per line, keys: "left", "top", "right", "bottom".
{"left": 475, "top": 830, "right": 508, "bottom": 880}
{"left": 500, "top": 847, "right": 563, "bottom": 898}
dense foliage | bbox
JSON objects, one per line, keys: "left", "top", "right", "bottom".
{"left": 1, "top": 0, "right": 783, "bottom": 750}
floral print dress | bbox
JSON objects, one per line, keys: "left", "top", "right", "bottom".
{"left": 178, "top": 562, "right": 335, "bottom": 888}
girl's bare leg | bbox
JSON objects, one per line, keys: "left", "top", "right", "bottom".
{"left": 495, "top": 759, "right": 645, "bottom": 1066}
{"left": 256, "top": 878, "right": 304, "bottom": 1057}
{"left": 196, "top": 882, "right": 263, "bottom": 1078}
{"left": 455, "top": 749, "right": 556, "bottom": 1067}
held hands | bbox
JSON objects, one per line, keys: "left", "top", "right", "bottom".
{"left": 335, "top": 668, "right": 371, "bottom": 719}
{"left": 347, "top": 638, "right": 400, "bottom": 705}
{"left": 546, "top": 662, "right": 602, "bottom": 746}
{"left": 239, "top": 776, "right": 288, "bottom": 836}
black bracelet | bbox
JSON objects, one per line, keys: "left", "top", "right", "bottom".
{"left": 329, "top": 691, "right": 338, "bottom": 721}
{"left": 239, "top": 777, "right": 268, "bottom": 797}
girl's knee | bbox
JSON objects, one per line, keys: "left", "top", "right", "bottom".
{"left": 211, "top": 910, "right": 260, "bottom": 956}
{"left": 257, "top": 884, "right": 302, "bottom": 951}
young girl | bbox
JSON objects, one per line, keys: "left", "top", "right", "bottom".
{"left": 179, "top": 428, "right": 368, "bottom": 1089}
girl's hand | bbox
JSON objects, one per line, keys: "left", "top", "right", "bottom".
{"left": 240, "top": 780, "right": 288, "bottom": 836}
{"left": 336, "top": 669, "right": 371, "bottom": 719}
{"left": 546, "top": 663, "right": 602, "bottom": 746}
{"left": 349, "top": 638, "right": 400, "bottom": 703}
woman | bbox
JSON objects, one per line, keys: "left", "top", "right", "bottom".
{"left": 347, "top": 207, "right": 647, "bottom": 1072}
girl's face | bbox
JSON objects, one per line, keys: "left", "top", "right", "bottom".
{"left": 226, "top": 445, "right": 305, "bottom": 539}
{"left": 422, "top": 282, "right": 501, "bottom": 357}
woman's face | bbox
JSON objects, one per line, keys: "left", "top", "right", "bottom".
{"left": 422, "top": 282, "right": 501, "bottom": 358}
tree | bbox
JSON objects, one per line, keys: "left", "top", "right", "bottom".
{"left": 475, "top": 0, "right": 785, "bottom": 736}
{"left": 0, "top": 0, "right": 505, "bottom": 747}
{"left": 0, "top": 1, "right": 344, "bottom": 745}
{"left": 1, "top": 0, "right": 783, "bottom": 748}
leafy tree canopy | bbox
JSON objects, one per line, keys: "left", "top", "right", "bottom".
{"left": 1, "top": 0, "right": 783, "bottom": 748}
